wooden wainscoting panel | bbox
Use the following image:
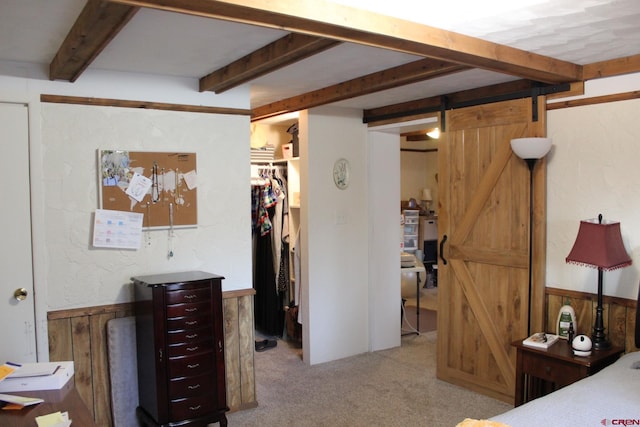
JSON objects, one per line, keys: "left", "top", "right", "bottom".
{"left": 70, "top": 316, "right": 94, "bottom": 419}
{"left": 545, "top": 287, "right": 637, "bottom": 352}
{"left": 48, "top": 303, "right": 134, "bottom": 427}
{"left": 90, "top": 312, "right": 116, "bottom": 426}
{"left": 608, "top": 302, "right": 627, "bottom": 350}
{"left": 47, "top": 291, "right": 256, "bottom": 426}
{"left": 626, "top": 306, "right": 639, "bottom": 352}
{"left": 223, "top": 297, "right": 241, "bottom": 410}
{"left": 48, "top": 318, "right": 73, "bottom": 361}
{"left": 238, "top": 294, "right": 256, "bottom": 407}
{"left": 222, "top": 292, "right": 257, "bottom": 412}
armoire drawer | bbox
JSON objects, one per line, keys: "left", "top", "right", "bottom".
{"left": 168, "top": 352, "right": 214, "bottom": 378}
{"left": 169, "top": 372, "right": 215, "bottom": 398}
{"left": 170, "top": 393, "right": 216, "bottom": 421}
{"left": 165, "top": 286, "right": 211, "bottom": 304}
{"left": 167, "top": 327, "right": 212, "bottom": 345}
{"left": 167, "top": 314, "right": 212, "bottom": 331}
{"left": 168, "top": 339, "right": 214, "bottom": 358}
{"left": 166, "top": 301, "right": 211, "bottom": 318}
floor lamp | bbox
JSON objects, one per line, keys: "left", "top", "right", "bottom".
{"left": 510, "top": 137, "right": 552, "bottom": 336}
{"left": 566, "top": 214, "right": 632, "bottom": 349}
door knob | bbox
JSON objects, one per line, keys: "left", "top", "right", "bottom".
{"left": 14, "top": 288, "right": 28, "bottom": 301}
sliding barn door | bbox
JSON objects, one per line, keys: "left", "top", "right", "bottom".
{"left": 436, "top": 97, "right": 547, "bottom": 402}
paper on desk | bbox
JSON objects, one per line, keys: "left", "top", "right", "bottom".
{"left": 0, "top": 393, "right": 44, "bottom": 407}
{"left": 35, "top": 411, "right": 71, "bottom": 427}
{"left": 0, "top": 364, "right": 17, "bottom": 382}
{"left": 0, "top": 362, "right": 20, "bottom": 381}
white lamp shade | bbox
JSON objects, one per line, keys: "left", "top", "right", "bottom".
{"left": 422, "top": 188, "right": 432, "bottom": 201}
{"left": 510, "top": 137, "right": 552, "bottom": 160}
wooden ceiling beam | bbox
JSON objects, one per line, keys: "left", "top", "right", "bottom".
{"left": 365, "top": 54, "right": 640, "bottom": 123}
{"left": 108, "top": 0, "right": 582, "bottom": 84}
{"left": 363, "top": 80, "right": 548, "bottom": 124}
{"left": 50, "top": 0, "right": 138, "bottom": 82}
{"left": 251, "top": 58, "right": 469, "bottom": 121}
{"left": 583, "top": 54, "right": 640, "bottom": 80}
{"left": 200, "top": 33, "right": 340, "bottom": 93}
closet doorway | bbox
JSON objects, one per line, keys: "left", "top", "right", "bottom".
{"left": 250, "top": 114, "right": 303, "bottom": 356}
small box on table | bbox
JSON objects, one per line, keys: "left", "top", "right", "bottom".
{"left": 0, "top": 361, "right": 74, "bottom": 392}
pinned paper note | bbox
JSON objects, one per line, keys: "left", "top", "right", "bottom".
{"left": 92, "top": 209, "right": 144, "bottom": 249}
{"left": 182, "top": 170, "right": 197, "bottom": 190}
{"left": 125, "top": 172, "right": 152, "bottom": 202}
{"left": 35, "top": 411, "right": 71, "bottom": 427}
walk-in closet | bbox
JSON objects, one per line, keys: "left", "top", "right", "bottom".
{"left": 250, "top": 117, "right": 302, "bottom": 349}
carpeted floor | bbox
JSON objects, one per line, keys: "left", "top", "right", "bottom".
{"left": 227, "top": 331, "right": 512, "bottom": 426}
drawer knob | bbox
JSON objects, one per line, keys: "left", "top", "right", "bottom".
{"left": 188, "top": 384, "right": 201, "bottom": 390}
{"left": 185, "top": 307, "right": 198, "bottom": 312}
{"left": 189, "top": 405, "right": 202, "bottom": 411}
{"left": 186, "top": 333, "right": 198, "bottom": 339}
{"left": 186, "top": 321, "right": 198, "bottom": 326}
{"left": 545, "top": 366, "right": 551, "bottom": 374}
{"left": 184, "top": 294, "right": 197, "bottom": 300}
{"left": 187, "top": 363, "right": 200, "bottom": 369}
{"left": 187, "top": 346, "right": 199, "bottom": 352}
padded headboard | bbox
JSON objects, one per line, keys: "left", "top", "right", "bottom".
{"left": 107, "top": 316, "right": 141, "bottom": 427}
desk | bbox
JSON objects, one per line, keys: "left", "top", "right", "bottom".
{"left": 0, "top": 381, "right": 96, "bottom": 427}
{"left": 401, "top": 260, "right": 426, "bottom": 334}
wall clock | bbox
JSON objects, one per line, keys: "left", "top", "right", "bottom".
{"left": 333, "top": 158, "right": 350, "bottom": 190}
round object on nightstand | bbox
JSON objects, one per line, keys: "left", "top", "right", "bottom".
{"left": 572, "top": 334, "right": 593, "bottom": 356}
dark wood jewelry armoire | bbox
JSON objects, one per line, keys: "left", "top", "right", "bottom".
{"left": 132, "top": 271, "right": 228, "bottom": 427}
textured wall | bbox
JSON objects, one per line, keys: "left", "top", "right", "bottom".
{"left": 547, "top": 98, "right": 640, "bottom": 300}
{"left": 40, "top": 103, "right": 251, "bottom": 309}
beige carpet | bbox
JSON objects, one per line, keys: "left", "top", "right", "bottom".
{"left": 227, "top": 331, "right": 512, "bottom": 426}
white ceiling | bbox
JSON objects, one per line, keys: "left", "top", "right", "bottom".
{"left": 1, "top": 0, "right": 639, "bottom": 112}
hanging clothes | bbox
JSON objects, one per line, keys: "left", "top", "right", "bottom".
{"left": 253, "top": 204, "right": 283, "bottom": 336}
{"left": 292, "top": 225, "right": 302, "bottom": 325}
{"left": 251, "top": 165, "right": 289, "bottom": 337}
{"left": 270, "top": 168, "right": 287, "bottom": 286}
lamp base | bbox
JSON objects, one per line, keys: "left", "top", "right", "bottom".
{"left": 591, "top": 269, "right": 611, "bottom": 351}
{"left": 591, "top": 336, "right": 611, "bottom": 350}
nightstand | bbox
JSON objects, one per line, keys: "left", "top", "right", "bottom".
{"left": 512, "top": 339, "right": 623, "bottom": 406}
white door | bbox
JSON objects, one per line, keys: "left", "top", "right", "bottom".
{"left": 0, "top": 102, "right": 37, "bottom": 363}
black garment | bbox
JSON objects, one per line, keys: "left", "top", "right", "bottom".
{"left": 254, "top": 206, "right": 284, "bottom": 336}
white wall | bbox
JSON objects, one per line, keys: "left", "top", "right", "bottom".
{"left": 0, "top": 64, "right": 251, "bottom": 360}
{"left": 547, "top": 89, "right": 640, "bottom": 300}
{"left": 400, "top": 140, "right": 438, "bottom": 212}
{"left": 301, "top": 107, "right": 370, "bottom": 365}
{"left": 40, "top": 103, "right": 252, "bottom": 308}
{"left": 368, "top": 131, "right": 402, "bottom": 351}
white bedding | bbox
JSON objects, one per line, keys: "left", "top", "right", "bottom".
{"left": 491, "top": 351, "right": 640, "bottom": 427}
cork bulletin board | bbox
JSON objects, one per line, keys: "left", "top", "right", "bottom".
{"left": 99, "top": 150, "right": 197, "bottom": 228}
